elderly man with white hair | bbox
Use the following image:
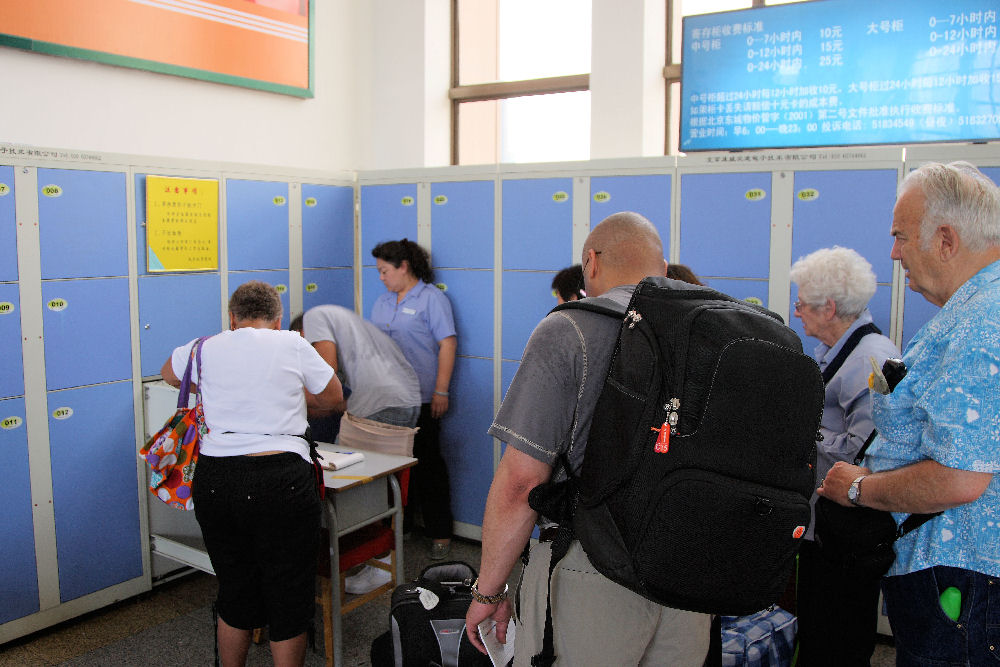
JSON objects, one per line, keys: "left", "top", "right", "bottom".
{"left": 790, "top": 246, "right": 899, "bottom": 666}
{"left": 818, "top": 162, "right": 1000, "bottom": 665}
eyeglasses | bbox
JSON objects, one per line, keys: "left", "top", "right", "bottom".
{"left": 583, "top": 250, "right": 602, "bottom": 272}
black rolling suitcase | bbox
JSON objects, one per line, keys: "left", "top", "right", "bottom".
{"left": 371, "top": 561, "right": 493, "bottom": 667}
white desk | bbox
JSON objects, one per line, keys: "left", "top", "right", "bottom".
{"left": 319, "top": 445, "right": 417, "bottom": 667}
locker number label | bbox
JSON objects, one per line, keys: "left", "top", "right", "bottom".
{"left": 435, "top": 282, "right": 448, "bottom": 292}
{"left": 0, "top": 183, "right": 10, "bottom": 196}
{"left": 272, "top": 196, "right": 287, "bottom": 206}
{"left": 305, "top": 197, "right": 318, "bottom": 207}
{"left": 433, "top": 195, "right": 448, "bottom": 205}
{"left": 0, "top": 301, "right": 14, "bottom": 314}
{"left": 593, "top": 191, "right": 611, "bottom": 203}
{"left": 42, "top": 184, "right": 63, "bottom": 198}
{"left": 745, "top": 189, "right": 767, "bottom": 202}
{"left": 1, "top": 416, "right": 23, "bottom": 430}
{"left": 305, "top": 283, "right": 318, "bottom": 293}
{"left": 52, "top": 407, "right": 73, "bottom": 420}
{"left": 797, "top": 188, "right": 819, "bottom": 201}
{"left": 552, "top": 191, "right": 569, "bottom": 203}
{"left": 744, "top": 296, "right": 763, "bottom": 306}
{"left": 47, "top": 298, "right": 68, "bottom": 311}
{"left": 401, "top": 196, "right": 415, "bottom": 206}
{"left": 275, "top": 284, "right": 287, "bottom": 294}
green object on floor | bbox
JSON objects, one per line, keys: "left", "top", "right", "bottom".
{"left": 939, "top": 586, "right": 961, "bottom": 621}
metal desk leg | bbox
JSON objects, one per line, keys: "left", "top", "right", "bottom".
{"left": 325, "top": 498, "right": 342, "bottom": 667}
{"left": 389, "top": 474, "right": 404, "bottom": 586}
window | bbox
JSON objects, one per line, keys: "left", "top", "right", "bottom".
{"left": 452, "top": 0, "right": 592, "bottom": 165}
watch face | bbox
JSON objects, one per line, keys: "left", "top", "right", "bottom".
{"left": 848, "top": 484, "right": 859, "bottom": 501}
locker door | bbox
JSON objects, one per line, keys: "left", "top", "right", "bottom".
{"left": 359, "top": 184, "right": 418, "bottom": 262}
{"left": 0, "top": 284, "right": 23, "bottom": 398}
{"left": 430, "top": 181, "right": 494, "bottom": 270}
{"left": 138, "top": 273, "right": 223, "bottom": 377}
{"left": 49, "top": 383, "right": 142, "bottom": 602}
{"left": 440, "top": 357, "right": 494, "bottom": 528}
{"left": 361, "top": 266, "right": 384, "bottom": 319}
{"left": 229, "top": 270, "right": 291, "bottom": 330}
{"left": 135, "top": 173, "right": 222, "bottom": 276}
{"left": 302, "top": 184, "right": 353, "bottom": 269}
{"left": 502, "top": 178, "right": 573, "bottom": 271}
{"left": 303, "top": 268, "right": 354, "bottom": 312}
{"left": 41, "top": 278, "right": 132, "bottom": 390}
{"left": 501, "top": 271, "right": 557, "bottom": 361}
{"left": 0, "top": 166, "right": 15, "bottom": 281}
{"left": 0, "top": 397, "right": 39, "bottom": 624}
{"left": 435, "top": 269, "right": 492, "bottom": 359}
{"left": 37, "top": 169, "right": 128, "bottom": 280}
{"left": 590, "top": 174, "right": 671, "bottom": 253}
{"left": 226, "top": 179, "right": 290, "bottom": 271}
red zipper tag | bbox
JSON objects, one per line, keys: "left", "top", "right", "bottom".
{"left": 651, "top": 422, "right": 670, "bottom": 453}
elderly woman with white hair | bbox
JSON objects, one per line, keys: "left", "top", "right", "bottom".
{"left": 789, "top": 246, "right": 899, "bottom": 667}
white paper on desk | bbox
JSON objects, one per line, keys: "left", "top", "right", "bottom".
{"left": 478, "top": 618, "right": 515, "bottom": 667}
{"left": 316, "top": 449, "right": 365, "bottom": 470}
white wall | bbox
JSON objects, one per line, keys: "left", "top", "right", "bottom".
{"left": 0, "top": 0, "right": 364, "bottom": 172}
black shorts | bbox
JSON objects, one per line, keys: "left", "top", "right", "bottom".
{"left": 192, "top": 452, "right": 321, "bottom": 641}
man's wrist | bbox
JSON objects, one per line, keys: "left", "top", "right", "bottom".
{"left": 470, "top": 579, "right": 508, "bottom": 605}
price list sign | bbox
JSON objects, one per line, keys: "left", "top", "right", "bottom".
{"left": 681, "top": 0, "right": 1000, "bottom": 151}
{"left": 146, "top": 176, "right": 219, "bottom": 272}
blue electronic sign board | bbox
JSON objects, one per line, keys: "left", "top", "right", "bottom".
{"left": 681, "top": 0, "right": 1000, "bottom": 152}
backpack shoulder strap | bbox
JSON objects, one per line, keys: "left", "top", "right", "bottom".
{"left": 550, "top": 295, "right": 627, "bottom": 319}
{"left": 821, "top": 322, "right": 881, "bottom": 385}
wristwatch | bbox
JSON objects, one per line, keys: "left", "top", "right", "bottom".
{"left": 847, "top": 475, "right": 867, "bottom": 507}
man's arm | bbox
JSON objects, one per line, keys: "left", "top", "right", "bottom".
{"left": 818, "top": 458, "right": 993, "bottom": 513}
{"left": 311, "top": 340, "right": 348, "bottom": 413}
{"left": 465, "top": 447, "right": 552, "bottom": 654}
{"left": 305, "top": 374, "right": 344, "bottom": 415}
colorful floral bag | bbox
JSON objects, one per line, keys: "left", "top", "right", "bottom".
{"left": 140, "top": 337, "right": 209, "bottom": 510}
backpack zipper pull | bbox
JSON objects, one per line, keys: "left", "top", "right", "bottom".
{"left": 651, "top": 421, "right": 670, "bottom": 453}
{"left": 626, "top": 309, "right": 643, "bottom": 328}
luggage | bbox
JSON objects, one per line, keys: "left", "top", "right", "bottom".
{"left": 721, "top": 606, "right": 797, "bottom": 667}
{"left": 535, "top": 277, "right": 824, "bottom": 616}
{"left": 372, "top": 561, "right": 493, "bottom": 667}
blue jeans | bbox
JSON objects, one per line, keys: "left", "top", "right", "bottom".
{"left": 365, "top": 405, "right": 420, "bottom": 428}
{"left": 882, "top": 565, "right": 1000, "bottom": 666}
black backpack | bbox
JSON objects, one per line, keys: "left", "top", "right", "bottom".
{"left": 527, "top": 277, "right": 824, "bottom": 664}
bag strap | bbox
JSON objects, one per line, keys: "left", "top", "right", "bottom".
{"left": 176, "top": 336, "right": 210, "bottom": 409}
{"left": 531, "top": 453, "right": 576, "bottom": 667}
{"left": 821, "top": 322, "right": 881, "bottom": 385}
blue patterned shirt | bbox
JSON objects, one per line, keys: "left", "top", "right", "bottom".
{"left": 867, "top": 259, "right": 1000, "bottom": 578}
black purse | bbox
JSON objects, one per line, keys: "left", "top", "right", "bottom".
{"left": 812, "top": 348, "right": 939, "bottom": 576}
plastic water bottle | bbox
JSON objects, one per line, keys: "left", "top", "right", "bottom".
{"left": 939, "top": 586, "right": 961, "bottom": 621}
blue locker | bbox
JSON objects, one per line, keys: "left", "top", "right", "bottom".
{"left": 440, "top": 357, "right": 494, "bottom": 528}
{"left": 502, "top": 178, "right": 574, "bottom": 271}
{"left": 501, "top": 272, "right": 557, "bottom": 361}
{"left": 38, "top": 168, "right": 128, "bottom": 279}
{"left": 901, "top": 290, "right": 941, "bottom": 350}
{"left": 590, "top": 174, "right": 672, "bottom": 253}
{"left": 229, "top": 270, "right": 291, "bottom": 329}
{"left": 680, "top": 172, "right": 771, "bottom": 279}
{"left": 361, "top": 266, "right": 385, "bottom": 319}
{"left": 501, "top": 360, "right": 518, "bottom": 403}
{"left": 226, "top": 179, "right": 290, "bottom": 271}
{"left": 303, "top": 184, "right": 354, "bottom": 269}
{"left": 980, "top": 167, "right": 1000, "bottom": 186}
{"left": 430, "top": 181, "right": 494, "bottom": 270}
{"left": 701, "top": 277, "right": 771, "bottom": 309}
{"left": 434, "top": 269, "right": 493, "bottom": 359}
{"left": 360, "top": 184, "right": 418, "bottom": 264}
{"left": 0, "top": 397, "right": 39, "bottom": 624}
{"left": 41, "top": 278, "right": 132, "bottom": 390}
{"left": 0, "top": 283, "right": 23, "bottom": 398}
{"left": 0, "top": 165, "right": 15, "bottom": 282}
{"left": 303, "top": 268, "right": 354, "bottom": 313}
{"left": 791, "top": 170, "right": 897, "bottom": 283}
{"left": 49, "top": 382, "right": 142, "bottom": 602}
{"left": 138, "top": 273, "right": 223, "bottom": 377}
{"left": 788, "top": 284, "right": 893, "bottom": 350}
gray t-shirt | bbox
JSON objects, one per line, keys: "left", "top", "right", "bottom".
{"left": 302, "top": 305, "right": 421, "bottom": 418}
{"left": 488, "top": 285, "right": 635, "bottom": 478}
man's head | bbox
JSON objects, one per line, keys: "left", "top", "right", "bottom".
{"left": 582, "top": 212, "right": 666, "bottom": 297}
{"left": 891, "top": 161, "right": 1000, "bottom": 307}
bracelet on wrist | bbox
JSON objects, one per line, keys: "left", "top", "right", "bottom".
{"left": 434, "top": 390, "right": 450, "bottom": 397}
{"left": 470, "top": 579, "right": 508, "bottom": 605}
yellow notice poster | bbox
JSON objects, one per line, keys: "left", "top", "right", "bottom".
{"left": 146, "top": 176, "right": 219, "bottom": 272}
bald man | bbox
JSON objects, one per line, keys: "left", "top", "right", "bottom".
{"left": 465, "top": 213, "right": 710, "bottom": 666}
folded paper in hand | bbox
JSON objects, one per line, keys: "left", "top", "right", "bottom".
{"left": 478, "top": 619, "right": 516, "bottom": 667}
{"left": 316, "top": 449, "right": 365, "bottom": 471}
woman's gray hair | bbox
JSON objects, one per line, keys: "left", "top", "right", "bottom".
{"left": 899, "top": 161, "right": 1000, "bottom": 252}
{"left": 229, "top": 281, "right": 282, "bottom": 322}
{"left": 789, "top": 246, "right": 877, "bottom": 320}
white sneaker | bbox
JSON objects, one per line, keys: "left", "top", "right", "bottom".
{"left": 344, "top": 559, "right": 392, "bottom": 595}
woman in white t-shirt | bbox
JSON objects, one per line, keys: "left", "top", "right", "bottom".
{"left": 161, "top": 281, "right": 341, "bottom": 667}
